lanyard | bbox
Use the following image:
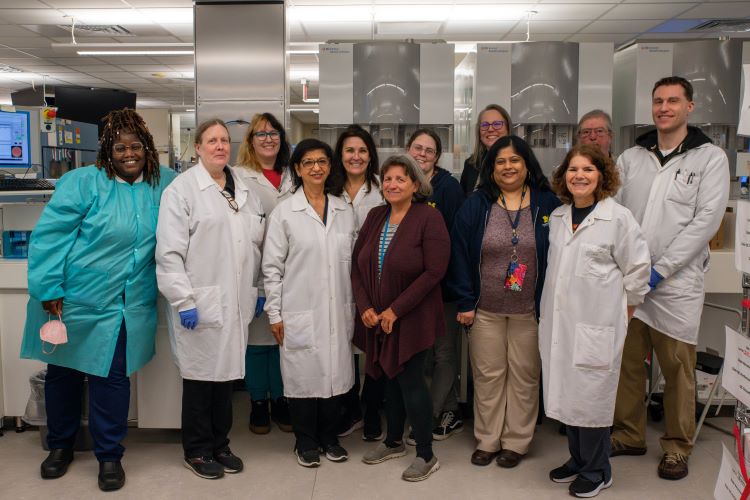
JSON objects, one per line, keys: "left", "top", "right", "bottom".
{"left": 498, "top": 184, "right": 527, "bottom": 261}
{"left": 379, "top": 211, "right": 391, "bottom": 272}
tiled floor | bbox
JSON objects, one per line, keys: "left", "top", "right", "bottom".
{"left": 0, "top": 394, "right": 735, "bottom": 499}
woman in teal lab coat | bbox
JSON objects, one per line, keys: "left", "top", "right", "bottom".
{"left": 19, "top": 108, "right": 176, "bottom": 492}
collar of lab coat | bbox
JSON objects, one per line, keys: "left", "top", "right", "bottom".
{"left": 290, "top": 187, "right": 348, "bottom": 213}
{"left": 115, "top": 173, "right": 143, "bottom": 184}
{"left": 554, "top": 196, "right": 615, "bottom": 234}
{"left": 194, "top": 160, "right": 250, "bottom": 209}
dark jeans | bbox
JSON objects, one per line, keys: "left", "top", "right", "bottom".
{"left": 565, "top": 425, "right": 612, "bottom": 483}
{"left": 384, "top": 350, "right": 433, "bottom": 459}
{"left": 45, "top": 320, "right": 129, "bottom": 462}
{"left": 181, "top": 379, "right": 233, "bottom": 458}
{"left": 288, "top": 396, "right": 342, "bottom": 453}
{"left": 341, "top": 355, "right": 386, "bottom": 428}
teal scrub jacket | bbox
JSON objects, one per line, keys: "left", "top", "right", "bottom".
{"left": 20, "top": 165, "right": 177, "bottom": 377}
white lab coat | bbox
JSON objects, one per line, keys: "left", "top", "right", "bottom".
{"left": 539, "top": 197, "right": 651, "bottom": 427}
{"left": 341, "top": 182, "right": 385, "bottom": 230}
{"left": 616, "top": 140, "right": 729, "bottom": 344}
{"left": 156, "top": 161, "right": 265, "bottom": 381}
{"left": 234, "top": 166, "right": 293, "bottom": 346}
{"left": 262, "top": 188, "right": 357, "bottom": 398}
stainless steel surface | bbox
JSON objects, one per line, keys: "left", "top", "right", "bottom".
{"left": 353, "top": 42, "right": 420, "bottom": 124}
{"left": 195, "top": 3, "right": 285, "bottom": 102}
{"left": 319, "top": 44, "right": 354, "bottom": 125}
{"left": 578, "top": 43, "right": 614, "bottom": 119}
{"left": 511, "top": 42, "right": 579, "bottom": 125}
{"left": 673, "top": 40, "right": 742, "bottom": 126}
{"left": 419, "top": 43, "right": 454, "bottom": 125}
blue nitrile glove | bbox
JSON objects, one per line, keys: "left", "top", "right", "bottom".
{"left": 255, "top": 297, "right": 266, "bottom": 318}
{"left": 649, "top": 267, "right": 664, "bottom": 291}
{"left": 179, "top": 308, "right": 198, "bottom": 329}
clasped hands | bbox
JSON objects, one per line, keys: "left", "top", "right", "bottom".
{"left": 361, "top": 307, "right": 397, "bottom": 334}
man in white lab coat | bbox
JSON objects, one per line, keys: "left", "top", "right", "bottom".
{"left": 611, "top": 76, "right": 730, "bottom": 480}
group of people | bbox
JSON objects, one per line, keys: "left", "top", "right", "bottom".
{"left": 20, "top": 75, "right": 728, "bottom": 497}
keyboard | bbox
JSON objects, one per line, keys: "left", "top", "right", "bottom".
{"left": 0, "top": 178, "right": 56, "bottom": 191}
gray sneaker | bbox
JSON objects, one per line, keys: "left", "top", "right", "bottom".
{"left": 402, "top": 455, "right": 440, "bottom": 482}
{"left": 362, "top": 442, "right": 407, "bottom": 464}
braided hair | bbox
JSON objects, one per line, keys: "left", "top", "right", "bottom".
{"left": 96, "top": 108, "right": 161, "bottom": 186}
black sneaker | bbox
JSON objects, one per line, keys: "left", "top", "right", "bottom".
{"left": 295, "top": 448, "right": 321, "bottom": 468}
{"left": 337, "top": 417, "right": 364, "bottom": 437}
{"left": 569, "top": 476, "right": 613, "bottom": 498}
{"left": 405, "top": 430, "right": 416, "bottom": 446}
{"left": 549, "top": 463, "right": 577, "bottom": 483}
{"left": 271, "top": 397, "right": 293, "bottom": 433}
{"left": 214, "top": 449, "right": 244, "bottom": 473}
{"left": 432, "top": 411, "right": 464, "bottom": 441}
{"left": 362, "top": 411, "right": 383, "bottom": 441}
{"left": 184, "top": 456, "right": 224, "bottom": 479}
{"left": 249, "top": 399, "right": 270, "bottom": 434}
{"left": 323, "top": 444, "right": 349, "bottom": 462}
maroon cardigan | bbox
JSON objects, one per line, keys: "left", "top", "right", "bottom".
{"left": 351, "top": 203, "right": 450, "bottom": 379}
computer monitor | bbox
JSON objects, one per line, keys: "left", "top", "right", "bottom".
{"left": 0, "top": 109, "right": 31, "bottom": 170}
{"left": 55, "top": 86, "right": 136, "bottom": 135}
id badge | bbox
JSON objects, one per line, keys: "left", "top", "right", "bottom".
{"left": 505, "top": 261, "right": 527, "bottom": 292}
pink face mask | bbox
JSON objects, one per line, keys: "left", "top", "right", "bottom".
{"left": 40, "top": 315, "right": 67, "bottom": 354}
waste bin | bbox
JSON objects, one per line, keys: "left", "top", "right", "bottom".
{"left": 24, "top": 369, "right": 94, "bottom": 451}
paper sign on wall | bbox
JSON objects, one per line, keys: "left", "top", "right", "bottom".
{"left": 735, "top": 200, "right": 750, "bottom": 274}
{"left": 714, "top": 444, "right": 746, "bottom": 500}
{"left": 723, "top": 326, "right": 750, "bottom": 408}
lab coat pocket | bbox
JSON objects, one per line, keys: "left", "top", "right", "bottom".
{"left": 666, "top": 176, "right": 698, "bottom": 207}
{"left": 575, "top": 244, "right": 609, "bottom": 280}
{"left": 249, "top": 214, "right": 265, "bottom": 247}
{"left": 194, "top": 286, "right": 223, "bottom": 328}
{"left": 282, "top": 310, "right": 315, "bottom": 351}
{"left": 337, "top": 232, "right": 354, "bottom": 261}
{"left": 573, "top": 323, "right": 614, "bottom": 370}
{"left": 65, "top": 265, "right": 110, "bottom": 309}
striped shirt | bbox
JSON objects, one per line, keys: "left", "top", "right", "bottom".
{"left": 378, "top": 223, "right": 399, "bottom": 278}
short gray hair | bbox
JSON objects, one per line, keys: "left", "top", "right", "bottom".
{"left": 380, "top": 154, "right": 433, "bottom": 203}
{"left": 577, "top": 109, "right": 613, "bottom": 134}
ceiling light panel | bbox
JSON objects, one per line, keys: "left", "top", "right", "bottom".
{"left": 289, "top": 6, "right": 372, "bottom": 23}
{"left": 374, "top": 5, "right": 452, "bottom": 22}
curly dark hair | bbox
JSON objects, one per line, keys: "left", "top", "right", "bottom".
{"left": 551, "top": 144, "right": 621, "bottom": 205}
{"left": 329, "top": 125, "right": 380, "bottom": 196}
{"left": 96, "top": 108, "right": 161, "bottom": 186}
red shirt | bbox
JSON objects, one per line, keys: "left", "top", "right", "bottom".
{"left": 262, "top": 168, "right": 282, "bottom": 189}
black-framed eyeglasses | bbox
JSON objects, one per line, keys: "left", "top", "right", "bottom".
{"left": 254, "top": 131, "right": 280, "bottom": 141}
{"left": 480, "top": 120, "right": 505, "bottom": 131}
{"left": 220, "top": 190, "right": 239, "bottom": 212}
{"left": 300, "top": 158, "right": 330, "bottom": 169}
{"left": 113, "top": 142, "right": 145, "bottom": 154}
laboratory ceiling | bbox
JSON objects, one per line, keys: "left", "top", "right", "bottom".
{"left": 0, "top": 0, "right": 748, "bottom": 110}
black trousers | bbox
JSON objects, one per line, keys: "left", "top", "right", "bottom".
{"left": 565, "top": 425, "right": 612, "bottom": 483}
{"left": 384, "top": 350, "right": 433, "bottom": 458}
{"left": 181, "top": 379, "right": 233, "bottom": 458}
{"left": 288, "top": 396, "right": 342, "bottom": 453}
{"left": 340, "top": 354, "right": 386, "bottom": 425}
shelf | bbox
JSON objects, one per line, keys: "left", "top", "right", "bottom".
{"left": 0, "top": 190, "right": 53, "bottom": 196}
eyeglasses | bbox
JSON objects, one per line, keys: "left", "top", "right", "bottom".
{"left": 410, "top": 144, "right": 437, "bottom": 158}
{"left": 254, "top": 131, "right": 280, "bottom": 141}
{"left": 578, "top": 127, "right": 610, "bottom": 137}
{"left": 300, "top": 158, "right": 330, "bottom": 169}
{"left": 220, "top": 190, "right": 239, "bottom": 212}
{"left": 480, "top": 120, "right": 505, "bottom": 131}
{"left": 113, "top": 142, "right": 144, "bottom": 154}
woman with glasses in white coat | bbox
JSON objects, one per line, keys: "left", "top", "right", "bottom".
{"left": 262, "top": 138, "right": 357, "bottom": 468}
{"left": 235, "top": 112, "right": 294, "bottom": 435}
{"left": 156, "top": 118, "right": 265, "bottom": 480}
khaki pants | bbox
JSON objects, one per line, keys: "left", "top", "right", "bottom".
{"left": 612, "top": 318, "right": 696, "bottom": 456}
{"left": 469, "top": 309, "right": 540, "bottom": 454}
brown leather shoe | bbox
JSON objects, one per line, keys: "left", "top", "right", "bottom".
{"left": 658, "top": 452, "right": 688, "bottom": 480}
{"left": 470, "top": 449, "right": 498, "bottom": 466}
{"left": 496, "top": 449, "right": 524, "bottom": 468}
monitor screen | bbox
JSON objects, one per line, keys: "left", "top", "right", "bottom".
{"left": 55, "top": 86, "right": 137, "bottom": 134}
{"left": 0, "top": 109, "right": 31, "bottom": 169}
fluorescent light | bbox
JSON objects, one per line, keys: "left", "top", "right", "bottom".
{"left": 287, "top": 50, "right": 320, "bottom": 55}
{"left": 374, "top": 5, "right": 451, "bottom": 22}
{"left": 77, "top": 50, "right": 194, "bottom": 56}
{"left": 186, "top": 108, "right": 195, "bottom": 112}
{"left": 449, "top": 5, "right": 529, "bottom": 21}
{"left": 288, "top": 6, "right": 371, "bottom": 23}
